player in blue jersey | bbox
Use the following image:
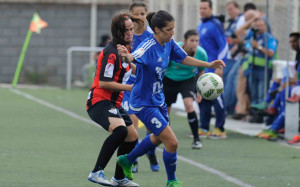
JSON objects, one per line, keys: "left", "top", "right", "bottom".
{"left": 116, "top": 10, "right": 225, "bottom": 187}
{"left": 122, "top": 1, "right": 159, "bottom": 173}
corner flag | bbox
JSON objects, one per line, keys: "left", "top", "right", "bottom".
{"left": 12, "top": 12, "right": 48, "bottom": 87}
{"left": 29, "top": 13, "right": 48, "bottom": 34}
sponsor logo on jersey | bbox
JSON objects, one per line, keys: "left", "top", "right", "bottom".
{"left": 104, "top": 63, "right": 114, "bottom": 78}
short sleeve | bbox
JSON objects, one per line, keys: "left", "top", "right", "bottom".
{"left": 132, "top": 47, "right": 149, "bottom": 65}
{"left": 99, "top": 53, "right": 118, "bottom": 81}
{"left": 170, "top": 39, "right": 187, "bottom": 62}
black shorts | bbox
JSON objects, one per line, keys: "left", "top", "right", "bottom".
{"left": 163, "top": 76, "right": 196, "bottom": 107}
{"left": 87, "top": 100, "right": 133, "bottom": 131}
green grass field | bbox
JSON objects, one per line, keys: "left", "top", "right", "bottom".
{"left": 1, "top": 87, "right": 299, "bottom": 187}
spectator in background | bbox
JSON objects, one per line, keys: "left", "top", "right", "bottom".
{"left": 163, "top": 29, "right": 207, "bottom": 149}
{"left": 243, "top": 2, "right": 272, "bottom": 34}
{"left": 232, "top": 8, "right": 259, "bottom": 119}
{"left": 289, "top": 32, "right": 300, "bottom": 67}
{"left": 197, "top": 0, "right": 228, "bottom": 139}
{"left": 93, "top": 34, "right": 111, "bottom": 62}
{"left": 238, "top": 16, "right": 277, "bottom": 106}
{"left": 286, "top": 32, "right": 300, "bottom": 144}
{"left": 223, "top": 1, "right": 245, "bottom": 115}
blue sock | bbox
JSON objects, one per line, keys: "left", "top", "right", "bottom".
{"left": 163, "top": 148, "right": 177, "bottom": 181}
{"left": 266, "top": 82, "right": 280, "bottom": 103}
{"left": 146, "top": 131, "right": 157, "bottom": 155}
{"left": 127, "top": 135, "right": 156, "bottom": 163}
{"left": 134, "top": 140, "right": 139, "bottom": 162}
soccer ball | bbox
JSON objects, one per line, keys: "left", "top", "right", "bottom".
{"left": 196, "top": 73, "right": 224, "bottom": 100}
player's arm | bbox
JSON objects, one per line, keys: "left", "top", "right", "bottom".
{"left": 99, "top": 52, "right": 132, "bottom": 92}
{"left": 99, "top": 81, "right": 132, "bottom": 91}
{"left": 181, "top": 56, "right": 225, "bottom": 69}
{"left": 117, "top": 44, "right": 135, "bottom": 63}
{"left": 251, "top": 40, "right": 275, "bottom": 57}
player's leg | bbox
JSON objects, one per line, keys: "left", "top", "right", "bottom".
{"left": 122, "top": 92, "right": 140, "bottom": 173}
{"left": 87, "top": 101, "right": 128, "bottom": 186}
{"left": 163, "top": 76, "right": 180, "bottom": 118}
{"left": 181, "top": 77, "right": 201, "bottom": 149}
{"left": 111, "top": 107, "right": 140, "bottom": 186}
{"left": 210, "top": 95, "right": 226, "bottom": 139}
{"left": 128, "top": 114, "right": 140, "bottom": 173}
{"left": 198, "top": 99, "right": 212, "bottom": 133}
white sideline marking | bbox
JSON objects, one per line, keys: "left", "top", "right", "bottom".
{"left": 10, "top": 89, "right": 100, "bottom": 128}
{"left": 10, "top": 88, "right": 254, "bottom": 187}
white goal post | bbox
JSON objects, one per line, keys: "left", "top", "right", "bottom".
{"left": 66, "top": 46, "right": 103, "bottom": 90}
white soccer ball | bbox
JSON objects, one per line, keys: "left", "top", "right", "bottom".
{"left": 196, "top": 73, "right": 224, "bottom": 100}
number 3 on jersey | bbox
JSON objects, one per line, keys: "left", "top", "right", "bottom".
{"left": 151, "top": 117, "right": 162, "bottom": 128}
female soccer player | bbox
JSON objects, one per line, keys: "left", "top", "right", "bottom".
{"left": 116, "top": 10, "right": 225, "bottom": 186}
{"left": 86, "top": 12, "right": 139, "bottom": 187}
{"left": 163, "top": 29, "right": 207, "bottom": 149}
{"left": 122, "top": 1, "right": 159, "bottom": 173}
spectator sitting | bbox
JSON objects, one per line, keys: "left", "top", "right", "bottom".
{"left": 256, "top": 32, "right": 300, "bottom": 140}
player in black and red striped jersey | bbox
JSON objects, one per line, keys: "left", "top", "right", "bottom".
{"left": 86, "top": 11, "right": 139, "bottom": 187}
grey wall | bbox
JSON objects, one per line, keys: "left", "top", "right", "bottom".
{"left": 0, "top": 3, "right": 126, "bottom": 86}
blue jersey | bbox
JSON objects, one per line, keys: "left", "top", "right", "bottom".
{"left": 197, "top": 16, "right": 228, "bottom": 72}
{"left": 126, "top": 27, "right": 153, "bottom": 85}
{"left": 129, "top": 36, "right": 187, "bottom": 109}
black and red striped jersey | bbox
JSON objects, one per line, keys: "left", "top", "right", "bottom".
{"left": 86, "top": 42, "right": 131, "bottom": 110}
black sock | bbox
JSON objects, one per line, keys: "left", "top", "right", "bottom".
{"left": 114, "top": 139, "right": 138, "bottom": 180}
{"left": 188, "top": 111, "right": 199, "bottom": 141}
{"left": 92, "top": 126, "right": 128, "bottom": 172}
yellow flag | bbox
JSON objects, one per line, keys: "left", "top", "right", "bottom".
{"left": 29, "top": 13, "right": 48, "bottom": 34}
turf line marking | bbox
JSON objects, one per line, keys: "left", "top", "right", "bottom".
{"left": 11, "top": 89, "right": 254, "bottom": 187}
{"left": 10, "top": 89, "right": 100, "bottom": 128}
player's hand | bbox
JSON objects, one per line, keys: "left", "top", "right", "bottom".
{"left": 117, "top": 44, "right": 128, "bottom": 57}
{"left": 209, "top": 60, "right": 226, "bottom": 69}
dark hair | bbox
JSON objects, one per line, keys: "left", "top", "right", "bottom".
{"left": 226, "top": 1, "right": 239, "bottom": 8}
{"left": 146, "top": 10, "right": 174, "bottom": 33}
{"left": 99, "top": 34, "right": 111, "bottom": 47}
{"left": 200, "top": 0, "right": 212, "bottom": 8}
{"left": 244, "top": 3, "right": 256, "bottom": 12}
{"left": 290, "top": 32, "right": 300, "bottom": 40}
{"left": 184, "top": 30, "right": 199, "bottom": 40}
{"left": 111, "top": 11, "right": 132, "bottom": 45}
{"left": 129, "top": 1, "right": 147, "bottom": 12}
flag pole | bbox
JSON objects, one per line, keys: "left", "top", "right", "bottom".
{"left": 12, "top": 12, "right": 48, "bottom": 88}
{"left": 12, "top": 29, "right": 33, "bottom": 87}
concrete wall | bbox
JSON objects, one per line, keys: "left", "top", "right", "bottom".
{"left": 0, "top": 3, "right": 127, "bottom": 86}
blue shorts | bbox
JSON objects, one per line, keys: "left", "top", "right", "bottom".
{"left": 122, "top": 91, "right": 135, "bottom": 115}
{"left": 134, "top": 104, "right": 169, "bottom": 136}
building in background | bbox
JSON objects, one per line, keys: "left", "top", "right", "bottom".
{"left": 0, "top": 0, "right": 299, "bottom": 87}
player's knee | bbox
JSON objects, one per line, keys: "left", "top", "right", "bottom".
{"left": 125, "top": 128, "right": 139, "bottom": 142}
{"left": 168, "top": 139, "right": 178, "bottom": 150}
{"left": 113, "top": 126, "right": 128, "bottom": 140}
